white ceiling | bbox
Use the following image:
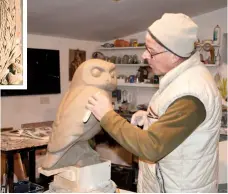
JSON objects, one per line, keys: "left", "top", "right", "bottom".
{"left": 27, "top": 0, "right": 227, "bottom": 41}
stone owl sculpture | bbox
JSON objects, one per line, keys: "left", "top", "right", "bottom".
{"left": 42, "top": 59, "right": 117, "bottom": 170}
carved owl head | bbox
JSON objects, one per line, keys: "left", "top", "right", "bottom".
{"left": 70, "top": 59, "right": 117, "bottom": 91}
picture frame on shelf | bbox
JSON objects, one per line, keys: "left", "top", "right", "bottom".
{"left": 69, "top": 49, "right": 86, "bottom": 81}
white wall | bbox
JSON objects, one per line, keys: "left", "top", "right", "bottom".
{"left": 192, "top": 7, "right": 227, "bottom": 41}
{"left": 112, "top": 7, "right": 227, "bottom": 45}
{"left": 1, "top": 34, "right": 100, "bottom": 128}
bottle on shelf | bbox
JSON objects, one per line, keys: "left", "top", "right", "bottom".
{"left": 213, "top": 25, "right": 221, "bottom": 45}
{"left": 153, "top": 75, "right": 159, "bottom": 84}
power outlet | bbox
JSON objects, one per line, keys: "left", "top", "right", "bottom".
{"left": 40, "top": 96, "right": 50, "bottom": 104}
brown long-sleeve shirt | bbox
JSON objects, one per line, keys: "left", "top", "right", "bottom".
{"left": 100, "top": 96, "right": 206, "bottom": 162}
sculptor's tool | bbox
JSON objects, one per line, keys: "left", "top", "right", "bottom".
{"left": 83, "top": 110, "right": 92, "bottom": 123}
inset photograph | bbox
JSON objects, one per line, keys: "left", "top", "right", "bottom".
{"left": 0, "top": 0, "right": 25, "bottom": 89}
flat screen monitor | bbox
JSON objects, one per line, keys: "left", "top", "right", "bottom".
{"left": 1, "top": 48, "right": 61, "bottom": 96}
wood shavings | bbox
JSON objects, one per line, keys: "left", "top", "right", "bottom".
{"left": 1, "top": 135, "right": 49, "bottom": 151}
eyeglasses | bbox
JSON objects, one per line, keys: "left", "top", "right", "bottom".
{"left": 145, "top": 45, "right": 168, "bottom": 58}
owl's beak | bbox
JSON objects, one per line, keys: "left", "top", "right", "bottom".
{"left": 105, "top": 82, "right": 117, "bottom": 91}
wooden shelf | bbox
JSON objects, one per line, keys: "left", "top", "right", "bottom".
{"left": 205, "top": 64, "right": 219, "bottom": 67}
{"left": 117, "top": 82, "right": 159, "bottom": 88}
{"left": 115, "top": 63, "right": 218, "bottom": 67}
{"left": 98, "top": 43, "right": 220, "bottom": 50}
{"left": 196, "top": 43, "right": 220, "bottom": 47}
{"left": 115, "top": 63, "right": 148, "bottom": 67}
{"left": 97, "top": 46, "right": 145, "bottom": 50}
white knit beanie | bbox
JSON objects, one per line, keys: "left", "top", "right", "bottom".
{"left": 148, "top": 13, "right": 198, "bottom": 57}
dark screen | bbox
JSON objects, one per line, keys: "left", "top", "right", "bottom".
{"left": 1, "top": 48, "right": 61, "bottom": 96}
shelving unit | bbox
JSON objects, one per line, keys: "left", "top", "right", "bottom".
{"left": 115, "top": 63, "right": 218, "bottom": 67}
{"left": 205, "top": 64, "right": 219, "bottom": 67}
{"left": 117, "top": 82, "right": 159, "bottom": 88}
{"left": 196, "top": 43, "right": 220, "bottom": 48}
{"left": 115, "top": 63, "right": 147, "bottom": 67}
{"left": 98, "top": 44, "right": 220, "bottom": 50}
{"left": 97, "top": 46, "right": 145, "bottom": 51}
{"left": 95, "top": 45, "right": 159, "bottom": 91}
{"left": 97, "top": 45, "right": 220, "bottom": 69}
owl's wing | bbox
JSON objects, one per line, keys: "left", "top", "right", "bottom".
{"left": 55, "top": 86, "right": 85, "bottom": 125}
{"left": 47, "top": 86, "right": 104, "bottom": 153}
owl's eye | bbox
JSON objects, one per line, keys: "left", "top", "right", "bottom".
{"left": 91, "top": 67, "right": 102, "bottom": 77}
{"left": 110, "top": 71, "right": 115, "bottom": 78}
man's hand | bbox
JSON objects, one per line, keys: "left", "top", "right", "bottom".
{"left": 86, "top": 92, "right": 113, "bottom": 121}
{"left": 131, "top": 110, "right": 148, "bottom": 126}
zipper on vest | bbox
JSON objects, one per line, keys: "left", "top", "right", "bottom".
{"left": 156, "top": 163, "right": 166, "bottom": 193}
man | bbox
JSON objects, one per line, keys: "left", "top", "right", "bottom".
{"left": 86, "top": 13, "right": 222, "bottom": 193}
